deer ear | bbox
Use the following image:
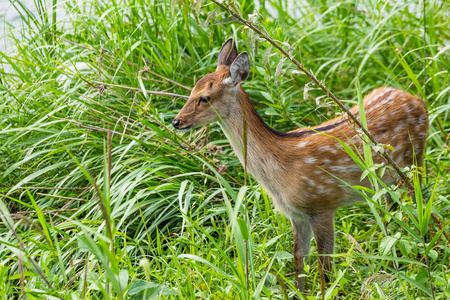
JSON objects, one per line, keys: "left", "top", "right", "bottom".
{"left": 228, "top": 52, "right": 250, "bottom": 86}
{"left": 217, "top": 38, "right": 238, "bottom": 69}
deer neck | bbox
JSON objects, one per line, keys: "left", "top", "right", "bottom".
{"left": 218, "top": 88, "right": 289, "bottom": 179}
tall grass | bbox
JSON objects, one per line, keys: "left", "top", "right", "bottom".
{"left": 0, "top": 0, "right": 449, "bottom": 299}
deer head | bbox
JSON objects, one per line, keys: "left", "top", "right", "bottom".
{"left": 172, "top": 38, "right": 250, "bottom": 131}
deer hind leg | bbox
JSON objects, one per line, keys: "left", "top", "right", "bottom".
{"left": 310, "top": 212, "right": 335, "bottom": 285}
{"left": 290, "top": 216, "right": 312, "bottom": 293}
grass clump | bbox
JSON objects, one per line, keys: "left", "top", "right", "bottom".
{"left": 1, "top": 0, "right": 449, "bottom": 299}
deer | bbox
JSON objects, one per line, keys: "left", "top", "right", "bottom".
{"left": 172, "top": 38, "right": 428, "bottom": 294}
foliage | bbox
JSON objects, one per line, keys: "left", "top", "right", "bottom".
{"left": 0, "top": 0, "right": 449, "bottom": 299}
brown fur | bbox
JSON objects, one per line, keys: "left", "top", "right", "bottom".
{"left": 173, "top": 39, "right": 428, "bottom": 294}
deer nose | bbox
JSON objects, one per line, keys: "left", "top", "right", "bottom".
{"left": 172, "top": 119, "right": 181, "bottom": 129}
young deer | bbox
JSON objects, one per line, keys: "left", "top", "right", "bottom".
{"left": 172, "top": 39, "right": 428, "bottom": 292}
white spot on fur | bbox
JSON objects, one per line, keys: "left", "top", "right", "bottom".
{"left": 373, "top": 102, "right": 382, "bottom": 109}
{"left": 393, "top": 143, "right": 403, "bottom": 152}
{"left": 318, "top": 146, "right": 331, "bottom": 151}
{"left": 395, "top": 156, "right": 404, "bottom": 164}
{"left": 387, "top": 90, "right": 398, "bottom": 100}
{"left": 383, "top": 98, "right": 393, "bottom": 106}
{"left": 307, "top": 179, "right": 316, "bottom": 187}
{"left": 305, "top": 157, "right": 317, "bottom": 164}
{"left": 402, "top": 103, "right": 410, "bottom": 111}
{"left": 377, "top": 89, "right": 392, "bottom": 99}
{"left": 330, "top": 166, "right": 361, "bottom": 172}
{"left": 381, "top": 133, "right": 391, "bottom": 141}
{"left": 318, "top": 145, "right": 338, "bottom": 154}
{"left": 316, "top": 185, "right": 327, "bottom": 194}
{"left": 341, "top": 157, "right": 351, "bottom": 163}
{"left": 298, "top": 141, "right": 309, "bottom": 148}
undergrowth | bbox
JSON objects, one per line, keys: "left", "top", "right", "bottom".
{"left": 0, "top": 0, "right": 449, "bottom": 299}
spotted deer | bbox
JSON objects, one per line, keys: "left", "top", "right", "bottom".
{"left": 172, "top": 38, "right": 428, "bottom": 293}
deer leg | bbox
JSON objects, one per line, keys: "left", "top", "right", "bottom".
{"left": 290, "top": 216, "right": 312, "bottom": 293}
{"left": 310, "top": 212, "right": 335, "bottom": 284}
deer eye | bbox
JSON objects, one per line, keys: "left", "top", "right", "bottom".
{"left": 199, "top": 96, "right": 211, "bottom": 104}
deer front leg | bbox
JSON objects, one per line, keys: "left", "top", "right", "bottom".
{"left": 290, "top": 217, "right": 312, "bottom": 293}
{"left": 310, "top": 212, "right": 335, "bottom": 284}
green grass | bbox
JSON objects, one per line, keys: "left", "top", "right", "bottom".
{"left": 0, "top": 0, "right": 449, "bottom": 299}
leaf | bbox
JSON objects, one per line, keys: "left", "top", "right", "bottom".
{"left": 428, "top": 249, "right": 438, "bottom": 261}
{"left": 9, "top": 271, "right": 36, "bottom": 280}
{"left": 372, "top": 187, "right": 387, "bottom": 202}
{"left": 398, "top": 239, "right": 412, "bottom": 256}
{"left": 264, "top": 108, "right": 278, "bottom": 115}
{"left": 261, "top": 91, "right": 272, "bottom": 102}
{"left": 194, "top": 0, "right": 203, "bottom": 19}
{"left": 360, "top": 169, "right": 370, "bottom": 181}
{"left": 379, "top": 235, "right": 397, "bottom": 256}
{"left": 128, "top": 281, "right": 160, "bottom": 294}
{"left": 170, "top": 0, "right": 177, "bottom": 16}
{"left": 203, "top": 8, "right": 219, "bottom": 26}
{"left": 128, "top": 280, "right": 177, "bottom": 300}
{"left": 237, "top": 217, "right": 249, "bottom": 240}
{"left": 282, "top": 42, "right": 293, "bottom": 59}
{"left": 276, "top": 251, "right": 293, "bottom": 260}
{"left": 119, "top": 270, "right": 129, "bottom": 291}
{"left": 255, "top": 66, "right": 266, "bottom": 76}
{"left": 382, "top": 144, "right": 395, "bottom": 151}
{"left": 292, "top": 70, "right": 305, "bottom": 76}
{"left": 274, "top": 57, "right": 286, "bottom": 85}
{"left": 263, "top": 46, "right": 272, "bottom": 66}
{"left": 210, "top": 17, "right": 237, "bottom": 26}
{"left": 77, "top": 235, "right": 91, "bottom": 252}
{"left": 247, "top": 29, "right": 255, "bottom": 59}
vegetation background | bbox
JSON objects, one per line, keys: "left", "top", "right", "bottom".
{"left": 0, "top": 0, "right": 449, "bottom": 299}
